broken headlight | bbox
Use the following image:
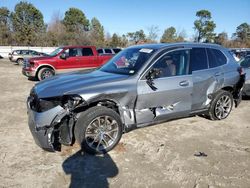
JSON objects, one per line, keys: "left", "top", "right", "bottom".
{"left": 37, "top": 98, "right": 62, "bottom": 112}
{"left": 63, "top": 95, "right": 83, "bottom": 110}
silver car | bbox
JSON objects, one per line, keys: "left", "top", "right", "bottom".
{"left": 27, "top": 43, "right": 245, "bottom": 154}
{"left": 239, "top": 55, "right": 250, "bottom": 96}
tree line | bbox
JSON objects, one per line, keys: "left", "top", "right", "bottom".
{"left": 0, "top": 1, "right": 249, "bottom": 48}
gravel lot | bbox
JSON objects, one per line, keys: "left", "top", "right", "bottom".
{"left": 0, "top": 59, "right": 250, "bottom": 188}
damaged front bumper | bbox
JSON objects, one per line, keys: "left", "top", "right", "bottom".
{"left": 27, "top": 99, "right": 68, "bottom": 151}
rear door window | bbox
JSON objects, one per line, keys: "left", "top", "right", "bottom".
{"left": 207, "top": 48, "right": 227, "bottom": 68}
{"left": 189, "top": 48, "right": 208, "bottom": 73}
{"left": 82, "top": 48, "right": 94, "bottom": 56}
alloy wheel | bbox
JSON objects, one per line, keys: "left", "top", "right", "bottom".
{"left": 85, "top": 115, "right": 119, "bottom": 152}
{"left": 215, "top": 95, "right": 232, "bottom": 119}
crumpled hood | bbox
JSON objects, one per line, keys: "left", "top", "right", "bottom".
{"left": 34, "top": 70, "right": 130, "bottom": 98}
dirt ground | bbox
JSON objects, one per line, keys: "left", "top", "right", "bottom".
{"left": 0, "top": 59, "right": 249, "bottom": 188}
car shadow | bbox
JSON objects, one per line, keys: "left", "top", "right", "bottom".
{"left": 28, "top": 77, "right": 38, "bottom": 82}
{"left": 62, "top": 150, "right": 119, "bottom": 188}
{"left": 242, "top": 95, "right": 250, "bottom": 100}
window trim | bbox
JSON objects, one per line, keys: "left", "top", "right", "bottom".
{"left": 140, "top": 48, "right": 192, "bottom": 80}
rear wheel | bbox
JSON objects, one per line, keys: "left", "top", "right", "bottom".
{"left": 17, "top": 58, "right": 24, "bottom": 65}
{"left": 37, "top": 67, "right": 54, "bottom": 81}
{"left": 74, "top": 106, "right": 123, "bottom": 154}
{"left": 208, "top": 90, "right": 233, "bottom": 120}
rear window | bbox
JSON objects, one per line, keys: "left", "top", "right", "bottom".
{"left": 207, "top": 48, "right": 227, "bottom": 68}
{"left": 189, "top": 48, "right": 208, "bottom": 72}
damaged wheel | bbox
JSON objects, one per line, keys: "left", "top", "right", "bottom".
{"left": 208, "top": 90, "right": 233, "bottom": 120}
{"left": 74, "top": 106, "right": 123, "bottom": 154}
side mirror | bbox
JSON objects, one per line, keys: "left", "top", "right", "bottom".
{"left": 145, "top": 68, "right": 161, "bottom": 91}
{"left": 60, "top": 53, "right": 67, "bottom": 59}
{"left": 146, "top": 68, "right": 162, "bottom": 80}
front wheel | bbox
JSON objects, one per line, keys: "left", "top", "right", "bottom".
{"left": 37, "top": 67, "right": 54, "bottom": 81}
{"left": 208, "top": 90, "right": 233, "bottom": 120}
{"left": 74, "top": 106, "right": 123, "bottom": 154}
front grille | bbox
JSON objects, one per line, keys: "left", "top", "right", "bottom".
{"left": 23, "top": 59, "right": 29, "bottom": 68}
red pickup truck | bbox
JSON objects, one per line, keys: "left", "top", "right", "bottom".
{"left": 22, "top": 46, "right": 113, "bottom": 81}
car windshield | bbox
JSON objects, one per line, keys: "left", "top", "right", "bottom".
{"left": 49, "top": 48, "right": 63, "bottom": 57}
{"left": 100, "top": 47, "right": 156, "bottom": 75}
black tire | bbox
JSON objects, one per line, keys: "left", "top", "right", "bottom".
{"left": 17, "top": 58, "right": 24, "bottom": 65}
{"left": 37, "top": 67, "right": 54, "bottom": 81}
{"left": 74, "top": 106, "right": 123, "bottom": 154}
{"left": 208, "top": 90, "right": 233, "bottom": 120}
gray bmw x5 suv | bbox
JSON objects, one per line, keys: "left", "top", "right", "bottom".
{"left": 27, "top": 43, "right": 245, "bottom": 154}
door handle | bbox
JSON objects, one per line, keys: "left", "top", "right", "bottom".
{"left": 179, "top": 80, "right": 189, "bottom": 87}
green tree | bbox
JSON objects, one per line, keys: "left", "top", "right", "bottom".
{"left": 11, "top": 1, "right": 45, "bottom": 46}
{"left": 127, "top": 30, "right": 146, "bottom": 44}
{"left": 120, "top": 34, "right": 128, "bottom": 47}
{"left": 234, "top": 23, "right": 250, "bottom": 42}
{"left": 63, "top": 8, "right": 89, "bottom": 32}
{"left": 62, "top": 8, "right": 90, "bottom": 45}
{"left": 90, "top": 17, "right": 104, "bottom": 47}
{"left": 109, "top": 33, "right": 120, "bottom": 47}
{"left": 194, "top": 9, "right": 216, "bottom": 42}
{"left": 160, "top": 27, "right": 176, "bottom": 43}
{"left": 214, "top": 32, "right": 228, "bottom": 45}
{"left": 0, "top": 7, "right": 11, "bottom": 45}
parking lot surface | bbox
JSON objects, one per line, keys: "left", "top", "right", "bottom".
{"left": 0, "top": 59, "right": 249, "bottom": 188}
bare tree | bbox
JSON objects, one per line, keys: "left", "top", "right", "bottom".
{"left": 146, "top": 25, "right": 159, "bottom": 42}
{"left": 47, "top": 11, "right": 67, "bottom": 46}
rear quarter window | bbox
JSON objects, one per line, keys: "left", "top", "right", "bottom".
{"left": 207, "top": 48, "right": 227, "bottom": 68}
{"left": 13, "top": 50, "right": 20, "bottom": 55}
